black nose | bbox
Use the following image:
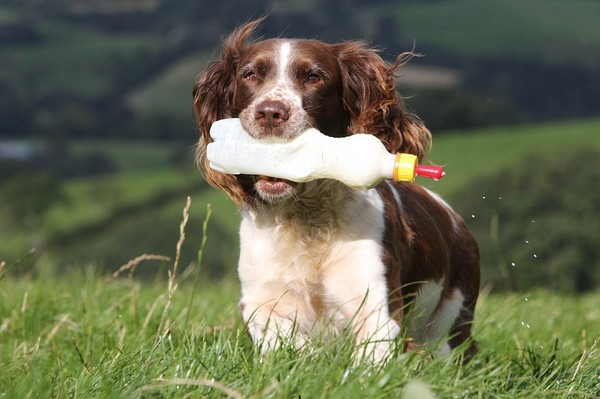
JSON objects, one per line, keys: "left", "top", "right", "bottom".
{"left": 254, "top": 100, "right": 289, "bottom": 126}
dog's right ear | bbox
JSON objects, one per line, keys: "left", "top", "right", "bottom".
{"left": 193, "top": 18, "right": 265, "bottom": 207}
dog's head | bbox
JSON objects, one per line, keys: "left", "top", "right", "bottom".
{"left": 193, "top": 18, "right": 431, "bottom": 207}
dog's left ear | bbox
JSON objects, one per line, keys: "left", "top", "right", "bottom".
{"left": 335, "top": 42, "right": 431, "bottom": 161}
{"left": 193, "top": 18, "right": 265, "bottom": 207}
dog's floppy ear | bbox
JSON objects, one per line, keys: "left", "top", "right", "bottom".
{"left": 336, "top": 42, "right": 431, "bottom": 161}
{"left": 193, "top": 18, "right": 265, "bottom": 206}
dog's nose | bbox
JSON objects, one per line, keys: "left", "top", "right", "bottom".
{"left": 254, "top": 101, "right": 289, "bottom": 127}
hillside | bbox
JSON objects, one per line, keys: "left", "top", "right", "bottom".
{"left": 1, "top": 0, "right": 599, "bottom": 141}
{"left": 1, "top": 0, "right": 599, "bottom": 291}
{"left": 386, "top": 0, "right": 600, "bottom": 68}
{"left": 427, "top": 117, "right": 600, "bottom": 198}
{"left": 2, "top": 118, "right": 599, "bottom": 291}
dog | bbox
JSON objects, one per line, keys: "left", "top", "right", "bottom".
{"left": 193, "top": 19, "right": 480, "bottom": 362}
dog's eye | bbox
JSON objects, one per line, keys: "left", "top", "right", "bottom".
{"left": 243, "top": 71, "right": 257, "bottom": 82}
{"left": 307, "top": 73, "right": 321, "bottom": 84}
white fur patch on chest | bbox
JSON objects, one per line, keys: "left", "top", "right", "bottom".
{"left": 237, "top": 188, "right": 388, "bottom": 332}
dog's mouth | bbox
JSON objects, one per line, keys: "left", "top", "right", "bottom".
{"left": 254, "top": 175, "right": 297, "bottom": 202}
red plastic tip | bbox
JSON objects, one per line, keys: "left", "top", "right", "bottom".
{"left": 415, "top": 165, "right": 445, "bottom": 180}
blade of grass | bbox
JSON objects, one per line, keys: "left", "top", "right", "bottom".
{"left": 156, "top": 196, "right": 191, "bottom": 342}
{"left": 184, "top": 203, "right": 212, "bottom": 329}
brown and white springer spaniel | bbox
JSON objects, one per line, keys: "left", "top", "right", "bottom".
{"left": 193, "top": 19, "right": 480, "bottom": 362}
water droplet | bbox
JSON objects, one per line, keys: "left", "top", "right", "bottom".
{"left": 471, "top": 214, "right": 476, "bottom": 218}
{"left": 511, "top": 262, "right": 516, "bottom": 267}
{"left": 482, "top": 196, "right": 486, "bottom": 200}
{"left": 533, "top": 254, "right": 537, "bottom": 258}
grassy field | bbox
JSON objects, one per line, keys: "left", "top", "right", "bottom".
{"left": 2, "top": 119, "right": 600, "bottom": 396}
{"left": 1, "top": 255, "right": 599, "bottom": 398}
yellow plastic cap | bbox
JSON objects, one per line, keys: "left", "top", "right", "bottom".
{"left": 393, "top": 153, "right": 418, "bottom": 182}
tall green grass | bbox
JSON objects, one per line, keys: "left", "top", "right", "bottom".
{"left": 1, "top": 199, "right": 598, "bottom": 398}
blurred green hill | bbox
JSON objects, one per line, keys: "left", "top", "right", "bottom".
{"left": 2, "top": 118, "right": 600, "bottom": 292}
{"left": 1, "top": 0, "right": 600, "bottom": 292}
{"left": 1, "top": 0, "right": 599, "bottom": 140}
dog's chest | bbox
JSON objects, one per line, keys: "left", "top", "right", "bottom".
{"left": 248, "top": 214, "right": 337, "bottom": 285}
{"left": 237, "top": 213, "right": 338, "bottom": 328}
{"left": 238, "top": 189, "right": 386, "bottom": 292}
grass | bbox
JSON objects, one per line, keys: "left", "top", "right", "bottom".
{"left": 1, "top": 267, "right": 599, "bottom": 398}
{"left": 1, "top": 201, "right": 599, "bottom": 398}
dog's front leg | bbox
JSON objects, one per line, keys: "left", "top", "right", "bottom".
{"left": 352, "top": 303, "right": 400, "bottom": 363}
{"left": 323, "top": 248, "right": 400, "bottom": 363}
{"left": 239, "top": 294, "right": 307, "bottom": 355}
